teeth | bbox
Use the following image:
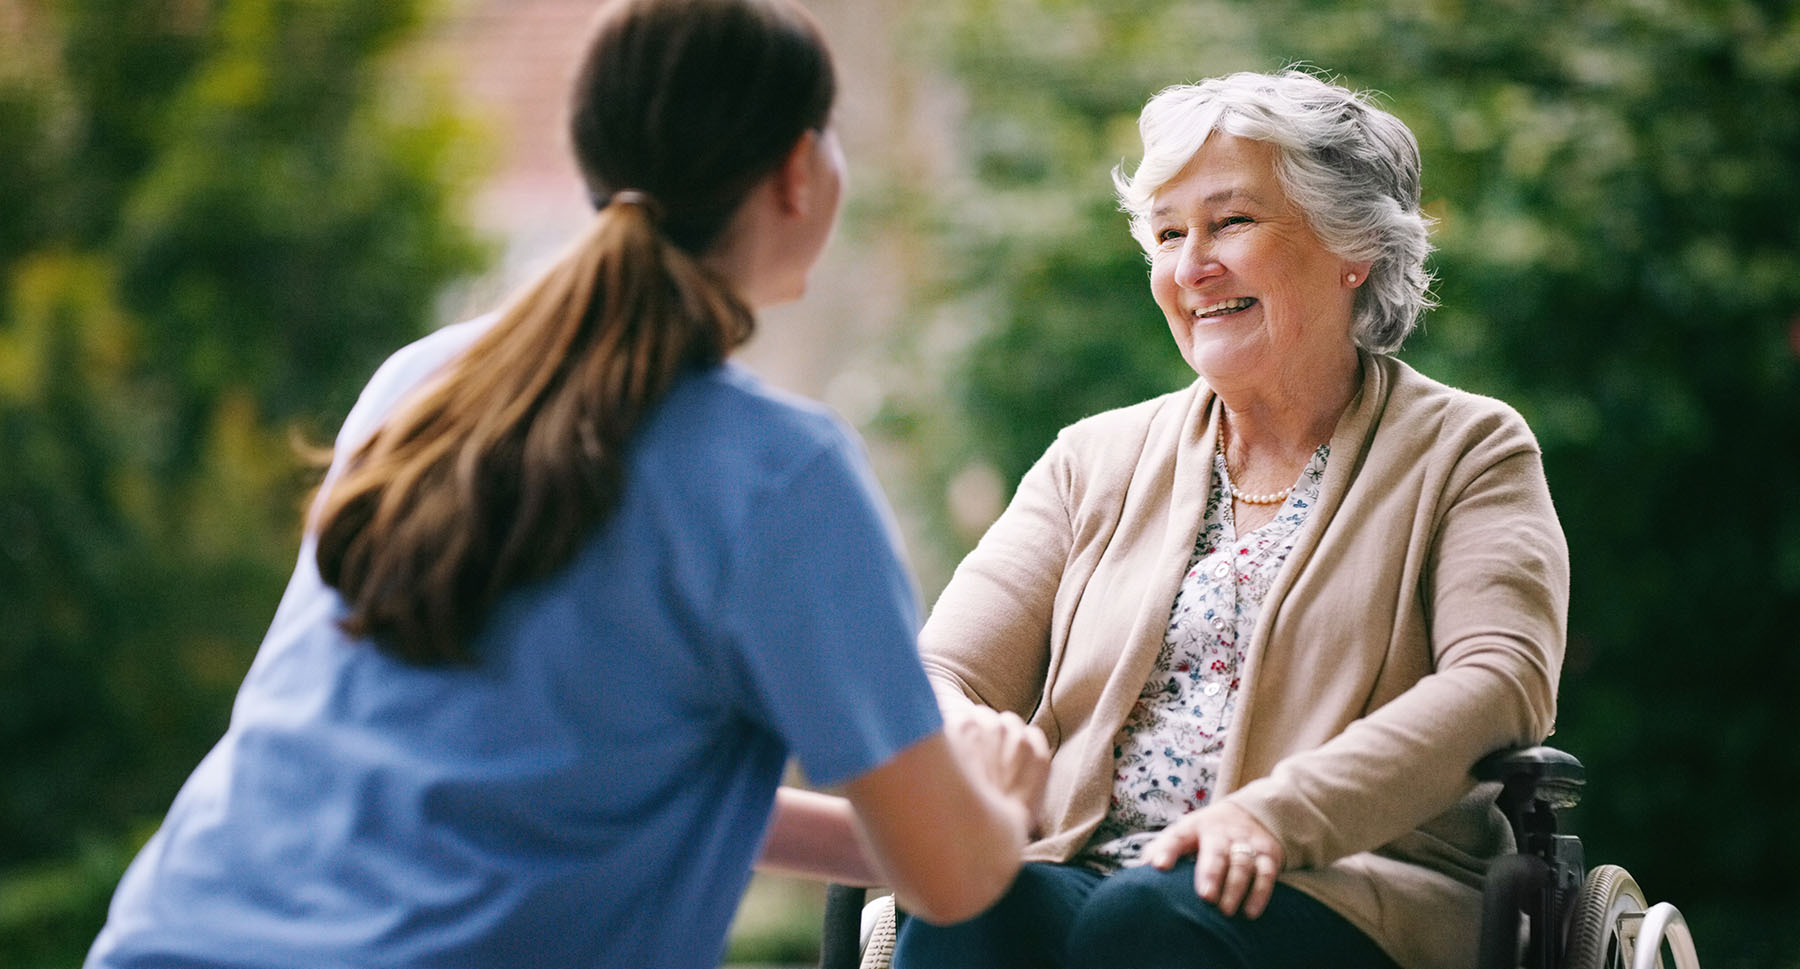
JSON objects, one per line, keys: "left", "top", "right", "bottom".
{"left": 1195, "top": 297, "right": 1256, "bottom": 318}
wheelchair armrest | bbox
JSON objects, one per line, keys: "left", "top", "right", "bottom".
{"left": 1476, "top": 745, "right": 1585, "bottom": 810}
{"left": 822, "top": 883, "right": 870, "bottom": 969}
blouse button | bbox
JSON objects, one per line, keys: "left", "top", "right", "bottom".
{"left": 1212, "top": 561, "right": 1231, "bottom": 579}
{"left": 1203, "top": 682, "right": 1223, "bottom": 697}
{"left": 1211, "top": 618, "right": 1227, "bottom": 632}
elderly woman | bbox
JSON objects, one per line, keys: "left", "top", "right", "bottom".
{"left": 891, "top": 70, "right": 1568, "bottom": 969}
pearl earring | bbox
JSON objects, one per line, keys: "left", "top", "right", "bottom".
{"left": 1346, "top": 273, "right": 1359, "bottom": 284}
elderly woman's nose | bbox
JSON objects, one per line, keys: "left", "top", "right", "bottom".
{"left": 1176, "top": 235, "right": 1223, "bottom": 287}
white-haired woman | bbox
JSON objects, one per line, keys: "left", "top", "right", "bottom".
{"left": 893, "top": 70, "right": 1569, "bottom": 969}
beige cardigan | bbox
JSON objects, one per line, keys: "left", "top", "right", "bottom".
{"left": 920, "top": 352, "right": 1568, "bottom": 969}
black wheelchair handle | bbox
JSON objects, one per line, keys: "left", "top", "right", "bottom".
{"left": 1474, "top": 745, "right": 1586, "bottom": 785}
{"left": 1478, "top": 745, "right": 1586, "bottom": 815}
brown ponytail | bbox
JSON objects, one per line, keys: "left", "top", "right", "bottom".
{"left": 311, "top": 0, "right": 835, "bottom": 664}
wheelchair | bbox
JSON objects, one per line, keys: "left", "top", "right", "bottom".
{"left": 1475, "top": 746, "right": 1700, "bottom": 969}
{"left": 819, "top": 746, "right": 1702, "bottom": 969}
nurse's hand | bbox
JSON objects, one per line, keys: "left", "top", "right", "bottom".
{"left": 1142, "top": 800, "right": 1285, "bottom": 919}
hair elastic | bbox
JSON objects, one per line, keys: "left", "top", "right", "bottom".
{"left": 606, "top": 189, "right": 665, "bottom": 223}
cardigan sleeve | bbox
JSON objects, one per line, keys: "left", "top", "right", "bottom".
{"left": 1230, "top": 416, "right": 1570, "bottom": 869}
{"left": 919, "top": 438, "right": 1076, "bottom": 718}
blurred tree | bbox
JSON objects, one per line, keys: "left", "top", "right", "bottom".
{"left": 0, "top": 0, "right": 486, "bottom": 958}
{"left": 887, "top": 0, "right": 1799, "bottom": 964}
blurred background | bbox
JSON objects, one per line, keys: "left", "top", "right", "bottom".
{"left": 2, "top": 0, "right": 1795, "bottom": 966}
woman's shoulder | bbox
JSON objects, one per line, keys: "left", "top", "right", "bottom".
{"left": 1050, "top": 382, "right": 1206, "bottom": 457}
{"left": 639, "top": 362, "right": 871, "bottom": 494}
{"left": 668, "top": 362, "right": 852, "bottom": 451}
{"left": 996, "top": 382, "right": 1208, "bottom": 506}
{"left": 1377, "top": 355, "right": 1539, "bottom": 448}
{"left": 336, "top": 315, "right": 498, "bottom": 451}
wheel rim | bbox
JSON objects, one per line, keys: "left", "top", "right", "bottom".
{"left": 1564, "top": 864, "right": 1649, "bottom": 969}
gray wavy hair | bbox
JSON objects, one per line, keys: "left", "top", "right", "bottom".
{"left": 1114, "top": 70, "right": 1436, "bottom": 353}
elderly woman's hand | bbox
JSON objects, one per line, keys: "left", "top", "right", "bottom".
{"left": 941, "top": 703, "right": 1051, "bottom": 836}
{"left": 1143, "top": 800, "right": 1285, "bottom": 918}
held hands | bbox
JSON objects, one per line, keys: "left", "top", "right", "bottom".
{"left": 834, "top": 704, "right": 1051, "bottom": 925}
{"left": 940, "top": 705, "right": 1051, "bottom": 837}
{"left": 1143, "top": 800, "right": 1286, "bottom": 919}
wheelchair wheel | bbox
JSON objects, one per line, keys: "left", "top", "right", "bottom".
{"left": 1564, "top": 864, "right": 1648, "bottom": 969}
{"left": 859, "top": 894, "right": 898, "bottom": 969}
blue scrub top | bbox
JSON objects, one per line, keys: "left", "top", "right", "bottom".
{"left": 86, "top": 318, "right": 944, "bottom": 969}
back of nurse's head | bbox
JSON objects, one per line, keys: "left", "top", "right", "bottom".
{"left": 571, "top": 0, "right": 837, "bottom": 255}
{"left": 1116, "top": 69, "right": 1435, "bottom": 352}
{"left": 311, "top": 0, "right": 840, "bottom": 665}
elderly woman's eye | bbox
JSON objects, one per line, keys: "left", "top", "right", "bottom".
{"left": 1156, "top": 227, "right": 1185, "bottom": 244}
{"left": 1216, "top": 215, "right": 1253, "bottom": 230}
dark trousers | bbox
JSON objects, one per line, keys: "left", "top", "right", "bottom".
{"left": 891, "top": 860, "right": 1399, "bottom": 969}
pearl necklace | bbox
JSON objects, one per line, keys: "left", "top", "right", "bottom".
{"left": 1219, "top": 464, "right": 1292, "bottom": 505}
{"left": 1217, "top": 424, "right": 1293, "bottom": 506}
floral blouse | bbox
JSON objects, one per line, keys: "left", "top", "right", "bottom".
{"left": 1079, "top": 444, "right": 1330, "bottom": 871}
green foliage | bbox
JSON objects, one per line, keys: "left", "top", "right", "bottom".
{"left": 0, "top": 827, "right": 146, "bottom": 969}
{"left": 722, "top": 875, "right": 829, "bottom": 965}
{"left": 891, "top": 0, "right": 1799, "bottom": 964}
{"left": 0, "top": 0, "right": 487, "bottom": 958}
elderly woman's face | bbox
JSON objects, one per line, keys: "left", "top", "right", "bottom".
{"left": 1146, "top": 134, "right": 1364, "bottom": 387}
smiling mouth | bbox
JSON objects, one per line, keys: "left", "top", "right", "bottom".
{"left": 1194, "top": 297, "right": 1257, "bottom": 319}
